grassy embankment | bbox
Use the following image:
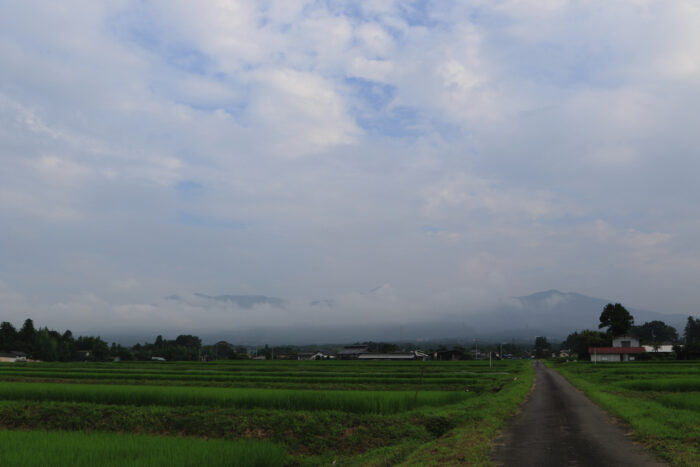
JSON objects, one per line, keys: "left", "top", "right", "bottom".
{"left": 0, "top": 360, "right": 534, "bottom": 466}
{"left": 548, "top": 360, "right": 700, "bottom": 467}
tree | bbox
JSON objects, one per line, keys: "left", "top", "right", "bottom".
{"left": 75, "top": 335, "right": 110, "bottom": 361}
{"left": 684, "top": 316, "right": 700, "bottom": 344}
{"left": 174, "top": 335, "right": 201, "bottom": 349}
{"left": 675, "top": 317, "right": 700, "bottom": 360}
{"left": 18, "top": 318, "right": 36, "bottom": 355}
{"left": 534, "top": 336, "right": 550, "bottom": 358}
{"left": 632, "top": 321, "right": 678, "bottom": 344}
{"left": 33, "top": 328, "right": 59, "bottom": 361}
{"left": 0, "top": 321, "right": 18, "bottom": 351}
{"left": 562, "top": 330, "right": 610, "bottom": 359}
{"left": 599, "top": 303, "right": 634, "bottom": 336}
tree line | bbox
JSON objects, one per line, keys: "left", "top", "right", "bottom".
{"left": 0, "top": 318, "right": 249, "bottom": 362}
{"left": 560, "top": 304, "right": 700, "bottom": 359}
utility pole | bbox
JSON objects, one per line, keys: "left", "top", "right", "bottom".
{"left": 474, "top": 338, "right": 478, "bottom": 360}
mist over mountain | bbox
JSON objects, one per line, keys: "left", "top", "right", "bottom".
{"left": 474, "top": 290, "right": 688, "bottom": 340}
{"left": 107, "top": 290, "right": 689, "bottom": 346}
{"left": 165, "top": 293, "right": 285, "bottom": 309}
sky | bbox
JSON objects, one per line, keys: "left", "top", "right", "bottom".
{"left": 1, "top": 0, "right": 699, "bottom": 339}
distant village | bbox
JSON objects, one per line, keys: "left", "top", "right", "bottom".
{"left": 1, "top": 307, "right": 699, "bottom": 363}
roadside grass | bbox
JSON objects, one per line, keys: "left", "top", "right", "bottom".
{"left": 0, "top": 429, "right": 287, "bottom": 466}
{"left": 394, "top": 363, "right": 534, "bottom": 467}
{"left": 548, "top": 361, "right": 700, "bottom": 467}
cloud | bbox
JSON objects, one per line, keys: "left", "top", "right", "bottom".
{"left": 249, "top": 68, "right": 361, "bottom": 155}
{"left": 1, "top": 0, "right": 700, "bottom": 338}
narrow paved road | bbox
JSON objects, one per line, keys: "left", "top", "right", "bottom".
{"left": 492, "top": 360, "right": 666, "bottom": 467}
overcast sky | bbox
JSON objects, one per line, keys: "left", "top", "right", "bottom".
{"left": 1, "top": 1, "right": 699, "bottom": 337}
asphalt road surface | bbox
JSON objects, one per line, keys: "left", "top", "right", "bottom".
{"left": 492, "top": 360, "right": 666, "bottom": 467}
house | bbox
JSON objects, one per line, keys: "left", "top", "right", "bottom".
{"left": 337, "top": 345, "right": 369, "bottom": 360}
{"left": 589, "top": 334, "right": 645, "bottom": 362}
{"left": 434, "top": 349, "right": 462, "bottom": 361}
{"left": 358, "top": 350, "right": 429, "bottom": 361}
{"left": 0, "top": 352, "right": 17, "bottom": 363}
{"left": 612, "top": 335, "right": 640, "bottom": 348}
{"left": 151, "top": 356, "right": 166, "bottom": 361}
{"left": 297, "top": 351, "right": 326, "bottom": 361}
{"left": 642, "top": 345, "right": 675, "bottom": 354}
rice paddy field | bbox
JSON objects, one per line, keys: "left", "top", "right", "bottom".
{"left": 549, "top": 360, "right": 700, "bottom": 467}
{"left": 0, "top": 359, "right": 533, "bottom": 466}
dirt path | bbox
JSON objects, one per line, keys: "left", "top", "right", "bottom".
{"left": 492, "top": 360, "right": 666, "bottom": 467}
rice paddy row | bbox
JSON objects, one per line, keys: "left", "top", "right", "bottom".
{"left": 0, "top": 430, "right": 287, "bottom": 467}
{"left": 0, "top": 381, "right": 474, "bottom": 413}
{"left": 0, "top": 360, "right": 514, "bottom": 391}
{"left": 0, "top": 360, "right": 534, "bottom": 465}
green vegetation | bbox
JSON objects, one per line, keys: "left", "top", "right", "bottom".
{"left": 598, "top": 302, "right": 634, "bottom": 336}
{"left": 0, "top": 381, "right": 473, "bottom": 414}
{"left": 548, "top": 360, "right": 700, "bottom": 466}
{"left": 0, "top": 430, "right": 286, "bottom": 467}
{"left": 0, "top": 359, "right": 533, "bottom": 465}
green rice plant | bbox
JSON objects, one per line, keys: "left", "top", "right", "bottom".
{"left": 0, "top": 369, "right": 481, "bottom": 386}
{"left": 0, "top": 429, "right": 286, "bottom": 466}
{"left": 0, "top": 382, "right": 472, "bottom": 413}
{"left": 617, "top": 379, "right": 700, "bottom": 392}
{"left": 656, "top": 393, "right": 700, "bottom": 411}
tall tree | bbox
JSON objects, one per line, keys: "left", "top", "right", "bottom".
{"left": 599, "top": 303, "right": 634, "bottom": 336}
{"left": 685, "top": 316, "right": 700, "bottom": 344}
{"left": 534, "top": 336, "right": 550, "bottom": 358}
{"left": 18, "top": 318, "right": 36, "bottom": 355}
{"left": 632, "top": 321, "right": 678, "bottom": 344}
{"left": 0, "top": 321, "right": 18, "bottom": 351}
{"left": 562, "top": 330, "right": 610, "bottom": 359}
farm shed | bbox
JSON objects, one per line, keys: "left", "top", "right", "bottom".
{"left": 0, "top": 351, "right": 28, "bottom": 362}
{"left": 434, "top": 349, "right": 462, "bottom": 361}
{"left": 338, "top": 345, "right": 369, "bottom": 360}
{"left": 0, "top": 352, "right": 16, "bottom": 362}
{"left": 642, "top": 345, "right": 674, "bottom": 354}
{"left": 358, "top": 350, "right": 428, "bottom": 361}
{"left": 297, "top": 351, "right": 326, "bottom": 360}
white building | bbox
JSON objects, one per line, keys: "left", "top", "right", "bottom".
{"left": 642, "top": 344, "right": 674, "bottom": 354}
{"left": 590, "top": 334, "right": 644, "bottom": 362}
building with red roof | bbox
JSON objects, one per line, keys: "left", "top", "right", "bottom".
{"left": 589, "top": 335, "right": 645, "bottom": 362}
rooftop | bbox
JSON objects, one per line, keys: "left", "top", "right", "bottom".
{"left": 589, "top": 347, "right": 645, "bottom": 354}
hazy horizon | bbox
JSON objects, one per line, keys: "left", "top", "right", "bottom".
{"left": 2, "top": 2, "right": 700, "bottom": 338}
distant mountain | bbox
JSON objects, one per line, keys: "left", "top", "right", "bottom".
{"left": 166, "top": 293, "right": 285, "bottom": 308}
{"left": 472, "top": 290, "right": 689, "bottom": 339}
{"left": 154, "top": 289, "right": 689, "bottom": 345}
